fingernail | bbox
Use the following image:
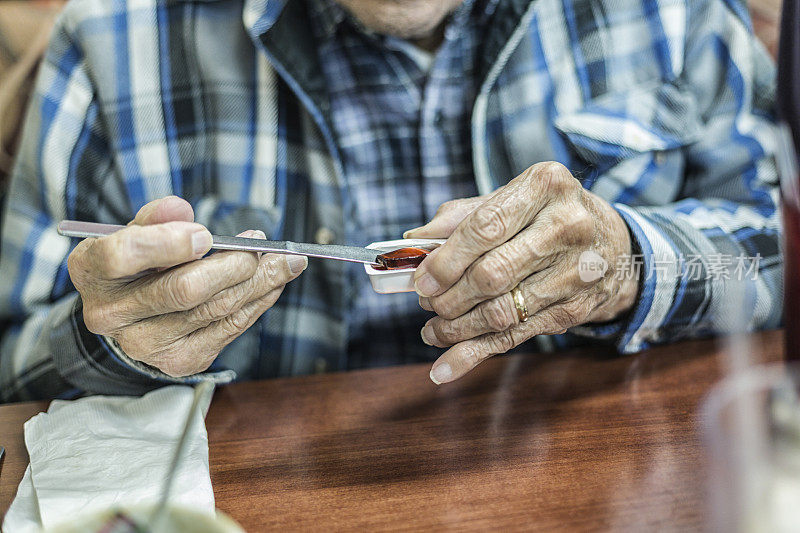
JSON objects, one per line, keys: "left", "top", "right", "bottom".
{"left": 430, "top": 362, "right": 452, "bottom": 385}
{"left": 192, "top": 230, "right": 213, "bottom": 255}
{"left": 403, "top": 227, "right": 421, "bottom": 239}
{"left": 253, "top": 230, "right": 266, "bottom": 239}
{"left": 286, "top": 255, "right": 308, "bottom": 275}
{"left": 415, "top": 273, "right": 440, "bottom": 297}
{"left": 421, "top": 324, "right": 437, "bottom": 346}
{"left": 418, "top": 296, "right": 432, "bottom": 311}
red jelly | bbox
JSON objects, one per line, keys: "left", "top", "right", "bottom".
{"left": 374, "top": 247, "right": 431, "bottom": 270}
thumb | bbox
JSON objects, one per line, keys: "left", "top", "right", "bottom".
{"left": 131, "top": 196, "right": 195, "bottom": 226}
{"left": 403, "top": 195, "right": 488, "bottom": 239}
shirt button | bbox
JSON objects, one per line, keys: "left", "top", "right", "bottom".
{"left": 654, "top": 152, "right": 667, "bottom": 166}
{"left": 315, "top": 227, "right": 335, "bottom": 245}
{"left": 434, "top": 112, "right": 444, "bottom": 126}
{"left": 314, "top": 358, "right": 328, "bottom": 374}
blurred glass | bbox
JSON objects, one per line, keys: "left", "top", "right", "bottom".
{"left": 701, "top": 363, "right": 800, "bottom": 532}
{"left": 779, "top": 0, "right": 800, "bottom": 361}
{"left": 778, "top": 124, "right": 800, "bottom": 361}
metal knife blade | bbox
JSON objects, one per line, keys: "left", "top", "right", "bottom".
{"left": 57, "top": 220, "right": 380, "bottom": 265}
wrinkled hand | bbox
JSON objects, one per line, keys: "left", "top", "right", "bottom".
{"left": 405, "top": 162, "right": 640, "bottom": 384}
{"left": 67, "top": 196, "right": 307, "bottom": 377}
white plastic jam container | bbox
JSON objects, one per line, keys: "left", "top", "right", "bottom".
{"left": 364, "top": 238, "right": 446, "bottom": 294}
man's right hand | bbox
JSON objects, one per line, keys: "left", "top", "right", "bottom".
{"left": 67, "top": 196, "right": 307, "bottom": 377}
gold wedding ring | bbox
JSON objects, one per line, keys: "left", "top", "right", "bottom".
{"left": 511, "top": 284, "right": 529, "bottom": 323}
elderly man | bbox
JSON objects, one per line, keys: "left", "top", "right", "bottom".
{"left": 0, "top": 0, "right": 780, "bottom": 400}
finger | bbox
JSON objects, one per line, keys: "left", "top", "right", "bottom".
{"left": 422, "top": 266, "right": 570, "bottom": 347}
{"left": 82, "top": 221, "right": 213, "bottom": 280}
{"left": 419, "top": 295, "right": 433, "bottom": 311}
{"left": 145, "top": 288, "right": 283, "bottom": 377}
{"left": 413, "top": 162, "right": 574, "bottom": 298}
{"left": 424, "top": 223, "right": 563, "bottom": 319}
{"left": 131, "top": 196, "right": 195, "bottom": 226}
{"left": 421, "top": 293, "right": 517, "bottom": 348}
{"left": 120, "top": 233, "right": 264, "bottom": 316}
{"left": 116, "top": 251, "right": 306, "bottom": 346}
{"left": 85, "top": 236, "right": 261, "bottom": 333}
{"left": 428, "top": 297, "right": 589, "bottom": 384}
{"left": 521, "top": 297, "right": 593, "bottom": 336}
{"left": 428, "top": 322, "right": 535, "bottom": 385}
{"left": 183, "top": 251, "right": 306, "bottom": 330}
{"left": 403, "top": 195, "right": 489, "bottom": 239}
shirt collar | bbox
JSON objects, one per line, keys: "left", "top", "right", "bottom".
{"left": 242, "top": 0, "right": 287, "bottom": 39}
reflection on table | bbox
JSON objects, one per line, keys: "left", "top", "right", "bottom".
{"left": 0, "top": 330, "right": 784, "bottom": 530}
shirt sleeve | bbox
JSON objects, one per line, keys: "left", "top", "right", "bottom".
{"left": 0, "top": 16, "right": 233, "bottom": 401}
{"left": 572, "top": 0, "right": 782, "bottom": 352}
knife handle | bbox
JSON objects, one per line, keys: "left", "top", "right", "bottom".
{"left": 57, "top": 220, "right": 380, "bottom": 264}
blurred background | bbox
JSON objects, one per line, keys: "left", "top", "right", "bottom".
{"left": 0, "top": 1, "right": 65, "bottom": 194}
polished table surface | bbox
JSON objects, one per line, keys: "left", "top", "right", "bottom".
{"left": 0, "top": 330, "right": 784, "bottom": 530}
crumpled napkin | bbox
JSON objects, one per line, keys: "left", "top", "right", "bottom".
{"left": 2, "top": 385, "right": 215, "bottom": 532}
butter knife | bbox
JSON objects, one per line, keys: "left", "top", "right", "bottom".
{"left": 58, "top": 220, "right": 380, "bottom": 265}
{"left": 149, "top": 381, "right": 214, "bottom": 529}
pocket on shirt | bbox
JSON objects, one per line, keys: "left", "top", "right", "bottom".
{"left": 554, "top": 81, "right": 702, "bottom": 176}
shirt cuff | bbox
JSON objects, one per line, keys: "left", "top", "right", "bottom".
{"left": 102, "top": 335, "right": 236, "bottom": 386}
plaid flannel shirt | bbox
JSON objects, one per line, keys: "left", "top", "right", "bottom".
{"left": 0, "top": 0, "right": 782, "bottom": 401}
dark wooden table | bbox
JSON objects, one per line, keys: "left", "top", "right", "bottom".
{"left": 0, "top": 331, "right": 785, "bottom": 531}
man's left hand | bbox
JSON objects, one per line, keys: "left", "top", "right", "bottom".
{"left": 405, "top": 162, "right": 640, "bottom": 384}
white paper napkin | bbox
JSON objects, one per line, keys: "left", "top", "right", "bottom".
{"left": 2, "top": 385, "right": 215, "bottom": 532}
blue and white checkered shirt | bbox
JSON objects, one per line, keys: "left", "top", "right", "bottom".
{"left": 0, "top": 0, "right": 782, "bottom": 401}
{"left": 308, "top": 0, "right": 489, "bottom": 367}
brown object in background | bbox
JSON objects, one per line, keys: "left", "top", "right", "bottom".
{"left": 0, "top": 330, "right": 785, "bottom": 530}
{"left": 0, "top": 1, "right": 65, "bottom": 189}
